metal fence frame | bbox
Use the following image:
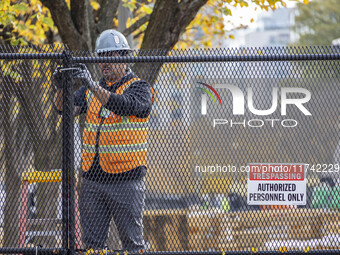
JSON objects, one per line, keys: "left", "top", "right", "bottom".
{"left": 0, "top": 47, "right": 339, "bottom": 255}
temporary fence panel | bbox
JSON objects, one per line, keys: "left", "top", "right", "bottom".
{"left": 0, "top": 46, "right": 339, "bottom": 255}
{"left": 0, "top": 45, "right": 69, "bottom": 255}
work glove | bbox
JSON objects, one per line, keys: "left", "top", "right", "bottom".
{"left": 52, "top": 67, "right": 63, "bottom": 89}
{"left": 72, "top": 64, "right": 96, "bottom": 91}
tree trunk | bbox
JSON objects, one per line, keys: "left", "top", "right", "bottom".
{"left": 18, "top": 60, "right": 61, "bottom": 247}
{"left": 2, "top": 84, "right": 20, "bottom": 247}
{"left": 1, "top": 59, "right": 62, "bottom": 247}
{"left": 39, "top": 0, "right": 208, "bottom": 84}
{"left": 40, "top": 0, "right": 89, "bottom": 51}
{"left": 41, "top": 0, "right": 120, "bottom": 51}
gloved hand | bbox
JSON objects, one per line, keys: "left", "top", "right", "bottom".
{"left": 72, "top": 64, "right": 96, "bottom": 91}
{"left": 52, "top": 67, "right": 63, "bottom": 89}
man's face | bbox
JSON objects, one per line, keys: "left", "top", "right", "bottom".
{"left": 98, "top": 51, "right": 127, "bottom": 82}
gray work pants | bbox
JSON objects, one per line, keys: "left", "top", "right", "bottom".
{"left": 79, "top": 178, "right": 145, "bottom": 252}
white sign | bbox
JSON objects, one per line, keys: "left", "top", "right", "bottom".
{"left": 247, "top": 163, "right": 306, "bottom": 205}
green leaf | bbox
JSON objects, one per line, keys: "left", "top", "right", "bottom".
{"left": 42, "top": 17, "right": 54, "bottom": 28}
{"left": 13, "top": 3, "right": 29, "bottom": 12}
{"left": 19, "top": 37, "right": 28, "bottom": 45}
{"left": 223, "top": 8, "right": 232, "bottom": 16}
{"left": 10, "top": 38, "right": 19, "bottom": 46}
{"left": 17, "top": 23, "right": 25, "bottom": 30}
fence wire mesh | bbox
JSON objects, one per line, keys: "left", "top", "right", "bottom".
{"left": 0, "top": 44, "right": 65, "bottom": 254}
{"left": 0, "top": 45, "right": 339, "bottom": 255}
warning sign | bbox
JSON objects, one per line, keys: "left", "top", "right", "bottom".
{"left": 247, "top": 163, "right": 306, "bottom": 205}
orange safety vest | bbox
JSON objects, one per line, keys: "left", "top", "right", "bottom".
{"left": 81, "top": 77, "right": 150, "bottom": 174}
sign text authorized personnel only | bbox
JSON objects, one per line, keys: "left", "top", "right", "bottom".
{"left": 247, "top": 164, "right": 306, "bottom": 205}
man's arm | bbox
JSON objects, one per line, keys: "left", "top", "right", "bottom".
{"left": 104, "top": 81, "right": 153, "bottom": 118}
{"left": 54, "top": 86, "right": 88, "bottom": 116}
{"left": 70, "top": 65, "right": 152, "bottom": 118}
{"left": 54, "top": 89, "right": 63, "bottom": 111}
{"left": 90, "top": 84, "right": 110, "bottom": 106}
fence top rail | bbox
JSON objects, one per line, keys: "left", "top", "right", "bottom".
{"left": 0, "top": 51, "right": 339, "bottom": 62}
{"left": 73, "top": 53, "right": 340, "bottom": 63}
{"left": 0, "top": 52, "right": 64, "bottom": 60}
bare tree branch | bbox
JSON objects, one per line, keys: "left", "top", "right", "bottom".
{"left": 71, "top": 0, "right": 86, "bottom": 34}
{"left": 87, "top": 0, "right": 97, "bottom": 50}
{"left": 123, "top": 15, "right": 150, "bottom": 37}
{"left": 141, "top": 0, "right": 207, "bottom": 50}
{"left": 0, "top": 24, "right": 14, "bottom": 44}
{"left": 41, "top": 0, "right": 89, "bottom": 50}
{"left": 70, "top": 0, "right": 94, "bottom": 49}
{"left": 96, "top": 0, "right": 120, "bottom": 35}
{"left": 135, "top": 0, "right": 207, "bottom": 84}
{"left": 178, "top": 0, "right": 210, "bottom": 35}
{"left": 133, "top": 30, "right": 144, "bottom": 40}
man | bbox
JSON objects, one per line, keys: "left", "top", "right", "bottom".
{"left": 53, "top": 29, "right": 153, "bottom": 252}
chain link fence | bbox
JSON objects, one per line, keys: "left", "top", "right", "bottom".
{"left": 0, "top": 45, "right": 339, "bottom": 254}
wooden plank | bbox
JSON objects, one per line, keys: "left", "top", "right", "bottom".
{"left": 27, "top": 218, "right": 62, "bottom": 228}
{"left": 146, "top": 208, "right": 340, "bottom": 251}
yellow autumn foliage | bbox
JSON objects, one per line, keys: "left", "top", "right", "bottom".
{"left": 0, "top": 0, "right": 308, "bottom": 48}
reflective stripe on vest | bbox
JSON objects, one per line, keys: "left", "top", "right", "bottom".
{"left": 83, "top": 142, "right": 147, "bottom": 154}
{"left": 84, "top": 122, "right": 148, "bottom": 132}
{"left": 81, "top": 77, "right": 150, "bottom": 174}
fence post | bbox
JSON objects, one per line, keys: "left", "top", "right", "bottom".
{"left": 62, "top": 51, "right": 75, "bottom": 255}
